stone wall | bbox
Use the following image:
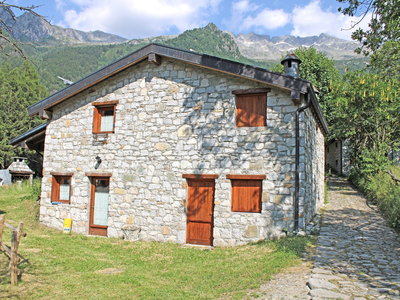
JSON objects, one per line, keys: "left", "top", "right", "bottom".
{"left": 40, "top": 57, "right": 323, "bottom": 246}
{"left": 302, "top": 105, "right": 325, "bottom": 227}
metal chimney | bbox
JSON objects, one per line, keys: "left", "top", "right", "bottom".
{"left": 281, "top": 53, "right": 301, "bottom": 78}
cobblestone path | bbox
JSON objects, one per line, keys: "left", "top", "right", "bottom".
{"left": 308, "top": 176, "right": 400, "bottom": 299}
{"left": 249, "top": 175, "right": 400, "bottom": 299}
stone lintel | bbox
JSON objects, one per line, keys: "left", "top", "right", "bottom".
{"left": 50, "top": 172, "right": 74, "bottom": 176}
{"left": 232, "top": 88, "right": 271, "bottom": 95}
{"left": 226, "top": 174, "right": 266, "bottom": 180}
{"left": 182, "top": 174, "right": 219, "bottom": 179}
{"left": 92, "top": 100, "right": 119, "bottom": 106}
{"left": 85, "top": 172, "right": 112, "bottom": 177}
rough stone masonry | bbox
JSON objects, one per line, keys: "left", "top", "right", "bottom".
{"left": 39, "top": 57, "right": 325, "bottom": 246}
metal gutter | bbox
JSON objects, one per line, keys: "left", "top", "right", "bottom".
{"left": 294, "top": 92, "right": 311, "bottom": 232}
{"left": 8, "top": 122, "right": 47, "bottom": 146}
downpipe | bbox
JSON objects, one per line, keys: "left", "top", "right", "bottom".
{"left": 294, "top": 93, "right": 311, "bottom": 232}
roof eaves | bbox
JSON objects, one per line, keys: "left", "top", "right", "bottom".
{"left": 27, "top": 43, "right": 311, "bottom": 116}
{"left": 8, "top": 122, "right": 47, "bottom": 146}
{"left": 307, "top": 84, "right": 329, "bottom": 136}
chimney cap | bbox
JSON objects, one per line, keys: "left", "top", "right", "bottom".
{"left": 281, "top": 53, "right": 302, "bottom": 65}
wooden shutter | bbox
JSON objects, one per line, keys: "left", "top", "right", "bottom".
{"left": 92, "top": 106, "right": 100, "bottom": 133}
{"left": 51, "top": 176, "right": 59, "bottom": 202}
{"left": 236, "top": 94, "right": 267, "bottom": 127}
{"left": 231, "top": 179, "right": 262, "bottom": 213}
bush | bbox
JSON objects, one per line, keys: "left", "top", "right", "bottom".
{"left": 353, "top": 166, "right": 400, "bottom": 229}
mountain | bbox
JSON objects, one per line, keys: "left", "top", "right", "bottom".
{"left": 0, "top": 15, "right": 367, "bottom": 94}
{"left": 229, "top": 31, "right": 360, "bottom": 60}
{"left": 0, "top": 9, "right": 127, "bottom": 44}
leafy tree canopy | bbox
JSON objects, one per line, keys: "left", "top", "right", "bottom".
{"left": 331, "top": 70, "right": 400, "bottom": 175}
{"left": 0, "top": 61, "right": 48, "bottom": 171}
{"left": 337, "top": 0, "right": 400, "bottom": 55}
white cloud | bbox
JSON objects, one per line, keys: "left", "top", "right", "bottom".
{"left": 291, "top": 0, "right": 371, "bottom": 40}
{"left": 57, "top": 0, "right": 222, "bottom": 39}
{"left": 242, "top": 8, "right": 290, "bottom": 30}
{"left": 227, "top": 0, "right": 289, "bottom": 32}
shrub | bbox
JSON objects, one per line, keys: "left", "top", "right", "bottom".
{"left": 355, "top": 166, "right": 400, "bottom": 229}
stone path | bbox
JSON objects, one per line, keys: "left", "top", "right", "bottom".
{"left": 249, "top": 175, "right": 400, "bottom": 299}
{"left": 308, "top": 176, "right": 400, "bottom": 299}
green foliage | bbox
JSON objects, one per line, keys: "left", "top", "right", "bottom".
{"left": 334, "top": 57, "right": 369, "bottom": 74}
{"left": 0, "top": 61, "right": 48, "bottom": 171}
{"left": 331, "top": 70, "right": 400, "bottom": 175}
{"left": 337, "top": 0, "right": 400, "bottom": 55}
{"left": 352, "top": 166, "right": 400, "bottom": 229}
{"left": 0, "top": 23, "right": 274, "bottom": 94}
{"left": 369, "top": 40, "right": 400, "bottom": 79}
{"left": 161, "top": 23, "right": 272, "bottom": 69}
{"left": 272, "top": 47, "right": 341, "bottom": 126}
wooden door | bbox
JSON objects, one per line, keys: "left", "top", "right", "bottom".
{"left": 186, "top": 179, "right": 215, "bottom": 246}
{"left": 89, "top": 177, "right": 109, "bottom": 236}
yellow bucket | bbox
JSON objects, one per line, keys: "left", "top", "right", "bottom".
{"left": 63, "top": 218, "right": 72, "bottom": 233}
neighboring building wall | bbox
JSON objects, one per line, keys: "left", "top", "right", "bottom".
{"left": 342, "top": 139, "right": 351, "bottom": 176}
{"left": 39, "top": 57, "right": 321, "bottom": 246}
{"left": 325, "top": 140, "right": 342, "bottom": 174}
{"left": 388, "top": 148, "right": 400, "bottom": 165}
{"left": 302, "top": 105, "right": 325, "bottom": 228}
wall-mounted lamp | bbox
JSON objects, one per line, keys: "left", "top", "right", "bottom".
{"left": 95, "top": 155, "right": 102, "bottom": 169}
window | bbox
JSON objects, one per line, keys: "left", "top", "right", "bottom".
{"left": 232, "top": 89, "right": 270, "bottom": 127}
{"left": 51, "top": 173, "right": 73, "bottom": 204}
{"left": 227, "top": 175, "right": 266, "bottom": 213}
{"left": 92, "top": 100, "right": 119, "bottom": 133}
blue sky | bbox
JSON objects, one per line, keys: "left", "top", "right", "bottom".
{"left": 10, "top": 0, "right": 370, "bottom": 40}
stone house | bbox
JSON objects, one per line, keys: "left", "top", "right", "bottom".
{"left": 325, "top": 139, "right": 351, "bottom": 176}
{"left": 10, "top": 44, "right": 328, "bottom": 246}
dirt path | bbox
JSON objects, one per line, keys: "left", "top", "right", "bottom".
{"left": 249, "top": 175, "right": 400, "bottom": 300}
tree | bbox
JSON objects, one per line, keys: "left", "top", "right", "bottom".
{"left": 331, "top": 70, "right": 400, "bottom": 176}
{"left": 272, "top": 46, "right": 341, "bottom": 127}
{"left": 0, "top": 1, "right": 45, "bottom": 58}
{"left": 369, "top": 40, "right": 400, "bottom": 79}
{"left": 337, "top": 0, "right": 400, "bottom": 55}
{"left": 0, "top": 61, "right": 48, "bottom": 171}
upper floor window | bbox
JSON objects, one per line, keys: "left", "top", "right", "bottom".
{"left": 92, "top": 100, "right": 119, "bottom": 134}
{"left": 232, "top": 89, "right": 270, "bottom": 127}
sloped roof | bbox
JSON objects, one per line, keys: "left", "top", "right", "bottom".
{"left": 26, "top": 43, "right": 329, "bottom": 135}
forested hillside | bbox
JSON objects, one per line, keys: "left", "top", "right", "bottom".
{"left": 0, "top": 23, "right": 361, "bottom": 94}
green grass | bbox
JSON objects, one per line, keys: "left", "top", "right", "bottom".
{"left": 0, "top": 180, "right": 316, "bottom": 299}
{"left": 390, "top": 165, "right": 400, "bottom": 178}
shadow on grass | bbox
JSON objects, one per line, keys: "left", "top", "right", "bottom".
{"left": 254, "top": 235, "right": 317, "bottom": 259}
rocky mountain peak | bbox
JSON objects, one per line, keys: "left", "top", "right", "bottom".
{"left": 0, "top": 9, "right": 127, "bottom": 44}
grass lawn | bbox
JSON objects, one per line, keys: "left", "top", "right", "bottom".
{"left": 0, "top": 180, "right": 316, "bottom": 299}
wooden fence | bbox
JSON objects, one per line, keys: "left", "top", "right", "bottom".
{"left": 0, "top": 215, "right": 27, "bottom": 286}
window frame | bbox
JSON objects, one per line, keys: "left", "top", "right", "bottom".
{"left": 227, "top": 174, "right": 266, "bottom": 213}
{"left": 92, "top": 100, "right": 119, "bottom": 134}
{"left": 50, "top": 172, "right": 73, "bottom": 204}
{"left": 232, "top": 89, "right": 270, "bottom": 128}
